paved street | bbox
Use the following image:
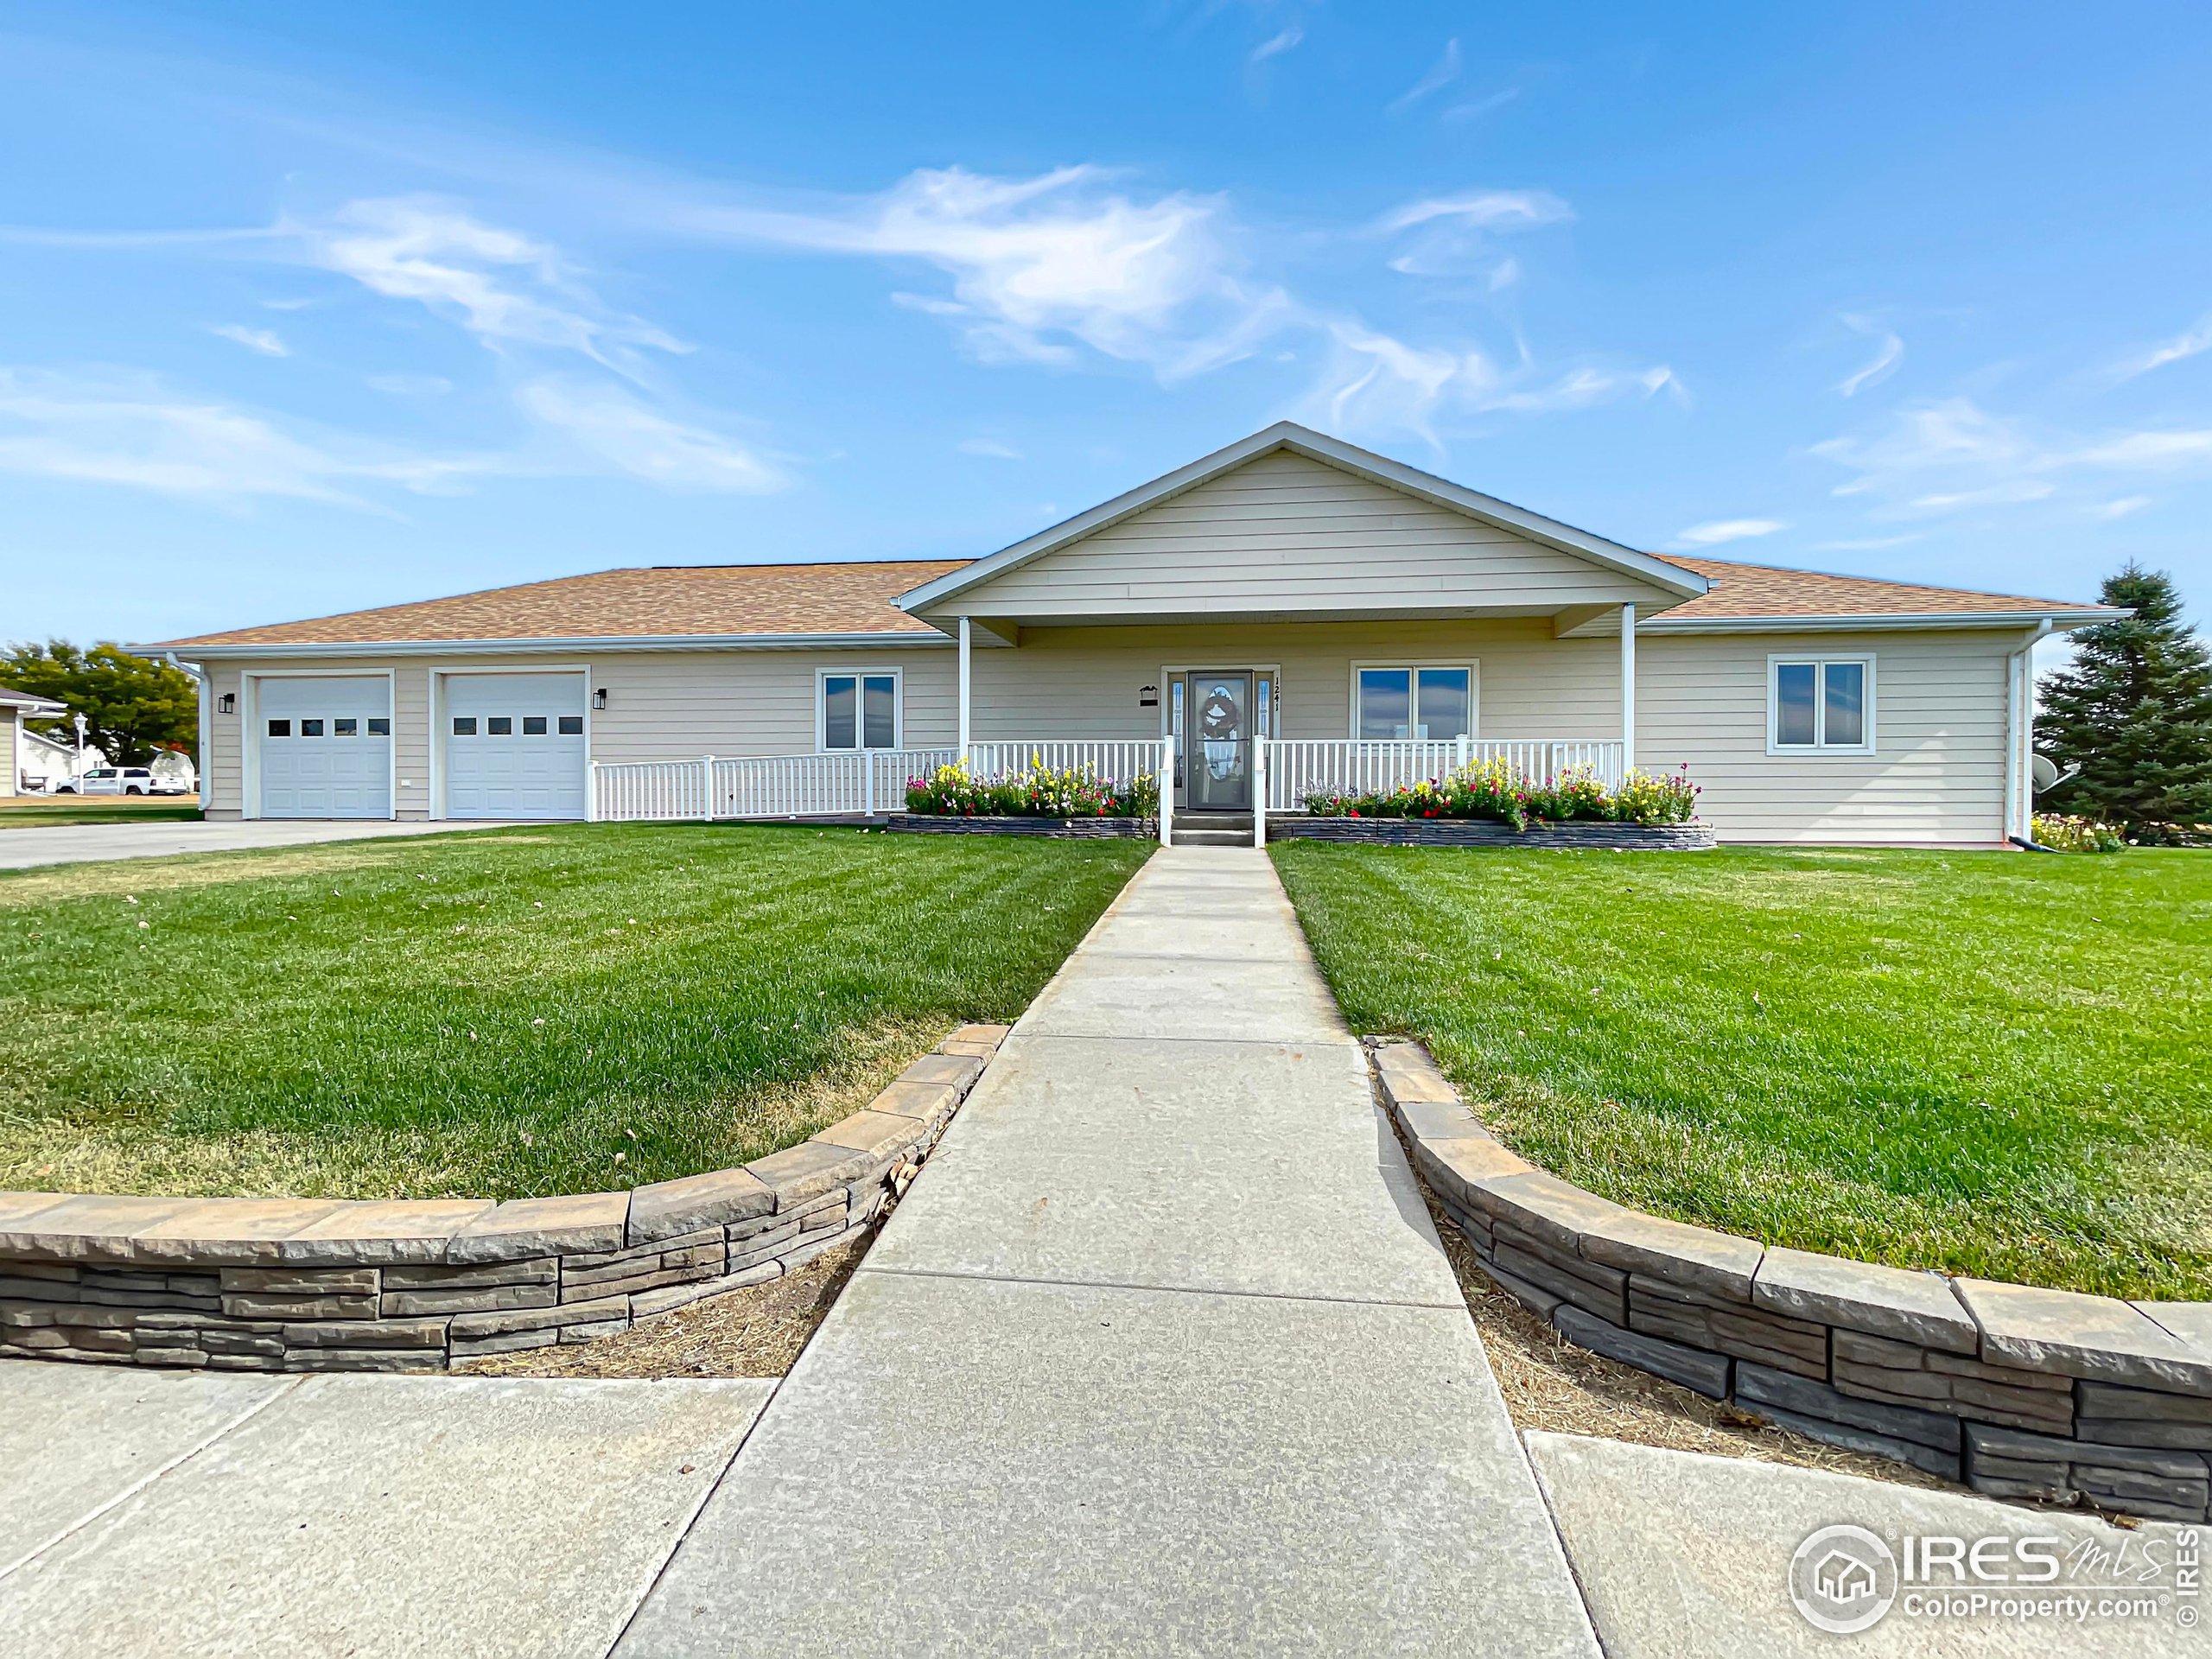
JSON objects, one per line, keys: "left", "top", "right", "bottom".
{"left": 0, "top": 817, "right": 522, "bottom": 870}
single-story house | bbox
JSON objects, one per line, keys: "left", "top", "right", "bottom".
{"left": 1, "top": 685, "right": 68, "bottom": 795}
{"left": 145, "top": 422, "right": 2121, "bottom": 845}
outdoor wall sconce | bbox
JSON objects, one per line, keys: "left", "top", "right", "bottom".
{"left": 1138, "top": 684, "right": 1158, "bottom": 708}
{"left": 592, "top": 687, "right": 608, "bottom": 709}
{"left": 217, "top": 692, "right": 236, "bottom": 715}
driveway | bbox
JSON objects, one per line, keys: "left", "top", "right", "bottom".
{"left": 0, "top": 819, "right": 526, "bottom": 872}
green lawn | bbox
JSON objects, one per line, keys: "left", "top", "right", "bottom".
{"left": 1273, "top": 843, "right": 2212, "bottom": 1301}
{"left": 0, "top": 797, "right": 202, "bottom": 828}
{"left": 1, "top": 824, "right": 1147, "bottom": 1201}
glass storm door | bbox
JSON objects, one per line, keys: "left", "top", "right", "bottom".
{"left": 1183, "top": 671, "right": 1253, "bottom": 811}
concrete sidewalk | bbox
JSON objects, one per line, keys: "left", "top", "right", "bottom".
{"left": 619, "top": 846, "right": 1601, "bottom": 1656}
{"left": 0, "top": 1363, "right": 773, "bottom": 1656}
{"left": 0, "top": 817, "right": 523, "bottom": 871}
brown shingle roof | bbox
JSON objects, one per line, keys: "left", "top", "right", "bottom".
{"left": 149, "top": 550, "right": 2112, "bottom": 651}
{"left": 1655, "top": 556, "right": 2111, "bottom": 621}
{"left": 151, "top": 561, "right": 973, "bottom": 648}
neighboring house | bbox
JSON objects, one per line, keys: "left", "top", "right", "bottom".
{"left": 1, "top": 684, "right": 68, "bottom": 795}
{"left": 144, "top": 423, "right": 2121, "bottom": 844}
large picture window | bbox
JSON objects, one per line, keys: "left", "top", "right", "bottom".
{"left": 821, "top": 671, "right": 900, "bottom": 751}
{"left": 1769, "top": 657, "right": 1874, "bottom": 753}
{"left": 1353, "top": 664, "right": 1474, "bottom": 741}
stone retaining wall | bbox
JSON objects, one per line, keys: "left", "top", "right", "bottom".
{"left": 0, "top": 1026, "right": 1007, "bottom": 1374}
{"left": 883, "top": 814, "right": 1156, "bottom": 838}
{"left": 1270, "top": 820, "right": 1716, "bottom": 849}
{"left": 1373, "top": 1040, "right": 2212, "bottom": 1523}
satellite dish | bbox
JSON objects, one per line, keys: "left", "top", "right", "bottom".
{"left": 2031, "top": 754, "right": 2079, "bottom": 793}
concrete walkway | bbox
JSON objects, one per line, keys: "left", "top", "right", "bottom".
{"left": 619, "top": 846, "right": 1601, "bottom": 1656}
{"left": 0, "top": 1363, "right": 774, "bottom": 1656}
{"left": 0, "top": 817, "right": 524, "bottom": 871}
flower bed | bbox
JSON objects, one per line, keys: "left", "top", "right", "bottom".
{"left": 2031, "top": 812, "right": 2126, "bottom": 853}
{"left": 1304, "top": 759, "right": 1700, "bottom": 831}
{"left": 905, "top": 760, "right": 1159, "bottom": 821}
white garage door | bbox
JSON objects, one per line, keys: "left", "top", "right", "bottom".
{"left": 257, "top": 677, "right": 393, "bottom": 819}
{"left": 442, "top": 672, "right": 588, "bottom": 820}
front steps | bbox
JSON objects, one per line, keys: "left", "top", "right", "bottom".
{"left": 1169, "top": 811, "right": 1256, "bottom": 849}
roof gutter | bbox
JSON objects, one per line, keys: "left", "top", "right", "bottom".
{"left": 1636, "top": 607, "right": 2129, "bottom": 635}
{"left": 126, "top": 630, "right": 955, "bottom": 661}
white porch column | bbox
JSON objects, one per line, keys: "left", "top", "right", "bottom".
{"left": 1619, "top": 602, "right": 1637, "bottom": 779}
{"left": 957, "top": 616, "right": 972, "bottom": 761}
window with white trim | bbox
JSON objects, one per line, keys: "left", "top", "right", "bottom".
{"left": 1354, "top": 665, "right": 1473, "bottom": 740}
{"left": 821, "top": 671, "right": 900, "bottom": 751}
{"left": 1769, "top": 657, "right": 1873, "bottom": 753}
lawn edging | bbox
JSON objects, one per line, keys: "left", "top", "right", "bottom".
{"left": 883, "top": 813, "right": 1157, "bottom": 838}
{"left": 1374, "top": 1039, "right": 2212, "bottom": 1523}
{"left": 0, "top": 1024, "right": 1007, "bottom": 1373}
{"left": 1271, "top": 819, "right": 1716, "bottom": 849}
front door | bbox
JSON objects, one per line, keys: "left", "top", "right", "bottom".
{"left": 1183, "top": 671, "right": 1253, "bottom": 812}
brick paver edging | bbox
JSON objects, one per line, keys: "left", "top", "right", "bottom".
{"left": 0, "top": 1026, "right": 1007, "bottom": 1374}
{"left": 1374, "top": 1040, "right": 2212, "bottom": 1523}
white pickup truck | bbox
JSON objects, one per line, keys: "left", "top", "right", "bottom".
{"left": 54, "top": 766, "right": 157, "bottom": 796}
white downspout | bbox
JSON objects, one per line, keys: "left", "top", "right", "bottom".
{"left": 2006, "top": 619, "right": 2053, "bottom": 844}
{"left": 163, "top": 652, "right": 209, "bottom": 813}
{"left": 1619, "top": 603, "right": 1637, "bottom": 780}
{"left": 957, "top": 616, "right": 972, "bottom": 763}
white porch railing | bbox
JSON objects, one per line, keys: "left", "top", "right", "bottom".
{"left": 1261, "top": 738, "right": 1626, "bottom": 813}
{"left": 964, "top": 740, "right": 1162, "bottom": 785}
{"left": 594, "top": 736, "right": 1625, "bottom": 836}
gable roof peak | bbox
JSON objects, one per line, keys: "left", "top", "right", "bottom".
{"left": 896, "top": 422, "right": 1709, "bottom": 613}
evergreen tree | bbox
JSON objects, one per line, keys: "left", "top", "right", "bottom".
{"left": 0, "top": 641, "right": 199, "bottom": 766}
{"left": 2036, "top": 565, "right": 2212, "bottom": 829}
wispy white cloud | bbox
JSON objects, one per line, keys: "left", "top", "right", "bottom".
{"left": 1443, "top": 87, "right": 1522, "bottom": 124}
{"left": 1378, "top": 190, "right": 1569, "bottom": 236}
{"left": 1836, "top": 315, "right": 1902, "bottom": 397}
{"left": 1389, "top": 38, "right": 1461, "bottom": 112}
{"left": 304, "top": 197, "right": 687, "bottom": 373}
{"left": 683, "top": 165, "right": 1295, "bottom": 378}
{"left": 1488, "top": 258, "right": 1521, "bottom": 293}
{"left": 957, "top": 436, "right": 1022, "bottom": 460}
{"left": 2094, "top": 494, "right": 2152, "bottom": 519}
{"left": 366, "top": 372, "right": 452, "bottom": 396}
{"left": 513, "top": 378, "right": 782, "bottom": 493}
{"left": 1815, "top": 397, "right": 2212, "bottom": 518}
{"left": 1301, "top": 321, "right": 1679, "bottom": 447}
{"left": 1377, "top": 189, "right": 1572, "bottom": 278}
{"left": 209, "top": 323, "right": 289, "bottom": 358}
{"left": 2113, "top": 314, "right": 2212, "bottom": 380}
{"left": 0, "top": 367, "right": 480, "bottom": 507}
{"left": 1673, "top": 518, "right": 1786, "bottom": 548}
{"left": 1249, "top": 25, "right": 1302, "bottom": 64}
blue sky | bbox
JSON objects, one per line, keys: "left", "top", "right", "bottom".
{"left": 5, "top": 3, "right": 2211, "bottom": 654}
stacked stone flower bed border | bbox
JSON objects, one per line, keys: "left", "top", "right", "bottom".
{"left": 883, "top": 814, "right": 1156, "bottom": 838}
{"left": 1271, "top": 819, "right": 1717, "bottom": 850}
{"left": 0, "top": 1025, "right": 1006, "bottom": 1374}
{"left": 1372, "top": 1039, "right": 2212, "bottom": 1523}
{"left": 883, "top": 815, "right": 1715, "bottom": 849}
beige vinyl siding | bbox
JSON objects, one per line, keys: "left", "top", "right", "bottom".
{"left": 194, "top": 625, "right": 2017, "bottom": 845}
{"left": 196, "top": 647, "right": 955, "bottom": 817}
{"left": 586, "top": 648, "right": 956, "bottom": 760}
{"left": 941, "top": 449, "right": 1674, "bottom": 620}
{"left": 1637, "top": 630, "right": 2014, "bottom": 844}
{"left": 969, "top": 617, "right": 1621, "bottom": 740}
{"left": 204, "top": 663, "right": 245, "bottom": 818}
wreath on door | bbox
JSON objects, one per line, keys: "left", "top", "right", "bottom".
{"left": 1199, "top": 689, "right": 1241, "bottom": 739}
